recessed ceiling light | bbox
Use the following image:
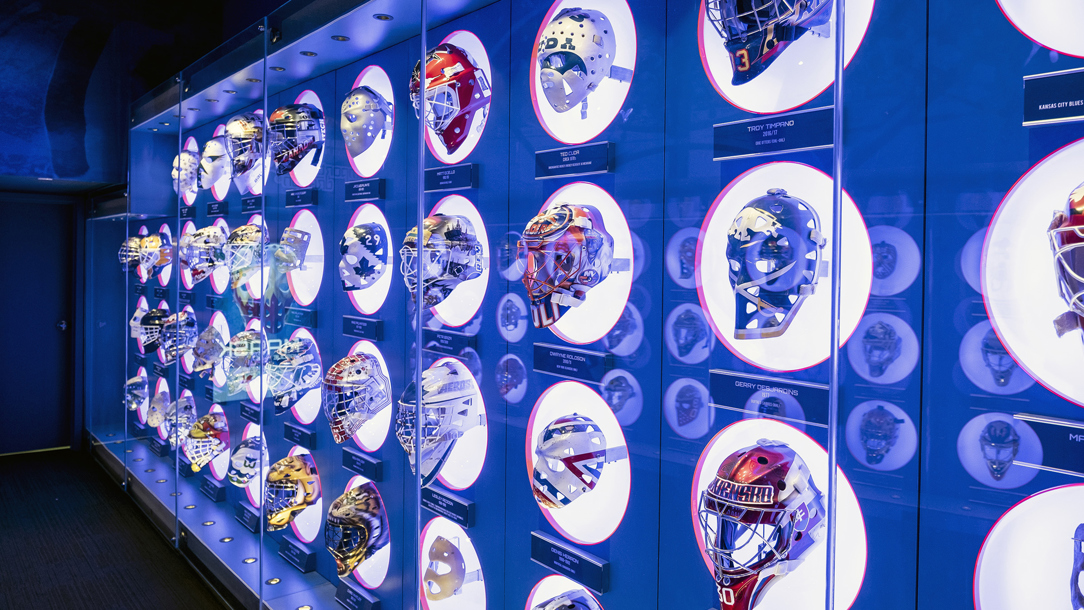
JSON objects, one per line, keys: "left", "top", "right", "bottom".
{"left": 243, "top": 557, "right": 257, "bottom": 564}
{"left": 246, "top": 78, "right": 261, "bottom": 83}
{"left": 206, "top": 98, "right": 218, "bottom": 103}
{"left": 373, "top": 14, "right": 393, "bottom": 21}
{"left": 159, "top": 122, "right": 170, "bottom": 126}
{"left": 224, "top": 90, "right": 237, "bottom": 94}
{"left": 331, "top": 35, "right": 349, "bottom": 41}
{"left": 150, "top": 128, "right": 158, "bottom": 131}
{"left": 266, "top": 578, "right": 281, "bottom": 585}
{"left": 187, "top": 107, "right": 200, "bottom": 111}
{"left": 202, "top": 521, "right": 214, "bottom": 526}
{"left": 300, "top": 51, "right": 317, "bottom": 57}
{"left": 270, "top": 66, "right": 285, "bottom": 72}
{"left": 37, "top": 177, "right": 53, "bottom": 181}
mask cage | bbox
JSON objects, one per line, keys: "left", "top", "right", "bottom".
{"left": 324, "top": 377, "right": 390, "bottom": 441}
{"left": 699, "top": 489, "right": 793, "bottom": 579}
{"left": 706, "top": 0, "right": 797, "bottom": 41}
{"left": 1049, "top": 219, "right": 1084, "bottom": 319}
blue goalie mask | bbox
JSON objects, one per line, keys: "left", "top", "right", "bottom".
{"left": 705, "top": 0, "right": 833, "bottom": 85}
{"left": 500, "top": 298, "right": 524, "bottom": 332}
{"left": 726, "top": 188, "right": 825, "bottom": 340}
{"left": 979, "top": 420, "right": 1020, "bottom": 482}
{"left": 1073, "top": 524, "right": 1084, "bottom": 610}
{"left": 981, "top": 329, "right": 1016, "bottom": 388}
{"left": 859, "top": 405, "right": 903, "bottom": 465}
{"left": 603, "top": 375, "right": 636, "bottom": 413}
{"left": 672, "top": 309, "right": 709, "bottom": 358}
{"left": 872, "top": 240, "right": 897, "bottom": 280}
{"left": 339, "top": 223, "right": 389, "bottom": 291}
{"left": 862, "top": 321, "right": 902, "bottom": 378}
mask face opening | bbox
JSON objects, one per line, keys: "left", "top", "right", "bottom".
{"left": 700, "top": 492, "right": 792, "bottom": 579}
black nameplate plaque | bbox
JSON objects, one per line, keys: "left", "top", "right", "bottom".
{"left": 200, "top": 475, "right": 227, "bottom": 502}
{"left": 148, "top": 437, "right": 170, "bottom": 457}
{"left": 207, "top": 200, "right": 228, "bottom": 217}
{"left": 242, "top": 196, "right": 261, "bottom": 213}
{"left": 179, "top": 291, "right": 194, "bottom": 305}
{"left": 1013, "top": 414, "right": 1084, "bottom": 475}
{"left": 530, "top": 530, "right": 610, "bottom": 594}
{"left": 180, "top": 205, "right": 196, "bottom": 219}
{"left": 178, "top": 374, "right": 194, "bottom": 391}
{"left": 153, "top": 287, "right": 170, "bottom": 301}
{"left": 153, "top": 362, "right": 169, "bottom": 378}
{"left": 533, "top": 343, "right": 611, "bottom": 384}
{"left": 1024, "top": 68, "right": 1084, "bottom": 126}
{"left": 285, "top": 421, "right": 316, "bottom": 449}
{"left": 714, "top": 106, "right": 833, "bottom": 161}
{"left": 286, "top": 188, "right": 318, "bottom": 207}
{"left": 235, "top": 501, "right": 260, "bottom": 533}
{"left": 285, "top": 307, "right": 317, "bottom": 329}
{"left": 422, "top": 329, "right": 478, "bottom": 356}
{"left": 203, "top": 385, "right": 215, "bottom": 402}
{"left": 134, "top": 353, "right": 147, "bottom": 367}
{"left": 343, "top": 315, "right": 384, "bottom": 341}
{"left": 709, "top": 369, "right": 829, "bottom": 427}
{"left": 345, "top": 178, "right": 386, "bottom": 202}
{"left": 240, "top": 401, "right": 260, "bottom": 424}
{"left": 134, "top": 283, "right": 148, "bottom": 296}
{"left": 131, "top": 419, "right": 146, "bottom": 434}
{"left": 179, "top": 455, "right": 195, "bottom": 478}
{"left": 424, "top": 163, "right": 477, "bottom": 192}
{"left": 343, "top": 447, "right": 384, "bottom": 481}
{"left": 279, "top": 534, "right": 317, "bottom": 573}
{"left": 206, "top": 295, "right": 223, "bottom": 310}
{"left": 336, "top": 577, "right": 381, "bottom": 610}
{"left": 535, "top": 141, "right": 614, "bottom": 179}
{"left": 420, "top": 486, "right": 475, "bottom": 528}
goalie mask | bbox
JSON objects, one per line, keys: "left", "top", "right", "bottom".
{"left": 224, "top": 330, "right": 268, "bottom": 396}
{"left": 981, "top": 329, "right": 1016, "bottom": 388}
{"left": 199, "top": 136, "right": 231, "bottom": 188}
{"left": 224, "top": 112, "right": 265, "bottom": 178}
{"left": 680, "top": 235, "right": 698, "bottom": 280}
{"left": 1073, "top": 524, "right": 1084, "bottom": 610}
{"left": 676, "top": 384, "right": 703, "bottom": 427}
{"left": 673, "top": 309, "right": 710, "bottom": 358}
{"left": 119, "top": 236, "right": 143, "bottom": 273}
{"left": 185, "top": 412, "right": 229, "bottom": 472}
{"left": 862, "top": 321, "right": 902, "bottom": 378}
{"left": 756, "top": 396, "right": 786, "bottom": 419}
{"left": 603, "top": 375, "right": 636, "bottom": 413}
{"left": 224, "top": 224, "right": 269, "bottom": 289}
{"left": 410, "top": 43, "right": 492, "bottom": 155}
{"left": 340, "top": 223, "right": 389, "bottom": 291}
{"left": 979, "top": 420, "right": 1020, "bottom": 481}
{"left": 129, "top": 304, "right": 148, "bottom": 340}
{"left": 423, "top": 535, "right": 483, "bottom": 601}
{"left": 532, "top": 589, "right": 602, "bottom": 610}
{"left": 191, "top": 326, "right": 226, "bottom": 378}
{"left": 705, "top": 0, "right": 833, "bottom": 85}
{"left": 322, "top": 353, "right": 391, "bottom": 443}
{"left": 1050, "top": 182, "right": 1084, "bottom": 339}
{"left": 395, "top": 360, "right": 485, "bottom": 488}
{"left": 267, "top": 337, "right": 322, "bottom": 415}
{"left": 146, "top": 390, "right": 170, "bottom": 427}
{"left": 227, "top": 436, "right": 268, "bottom": 487}
{"left": 341, "top": 86, "right": 393, "bottom": 158}
{"left": 400, "top": 214, "right": 484, "bottom": 308}
{"left": 605, "top": 306, "right": 638, "bottom": 352}
{"left": 137, "top": 308, "right": 169, "bottom": 353}
{"left": 497, "top": 357, "right": 527, "bottom": 398}
{"left": 124, "top": 375, "right": 148, "bottom": 412}
{"left": 139, "top": 233, "right": 173, "bottom": 277}
{"left": 325, "top": 482, "right": 390, "bottom": 577}
{"left": 178, "top": 225, "right": 228, "bottom": 285}
{"left": 269, "top": 103, "right": 325, "bottom": 175}
{"left": 872, "top": 240, "right": 897, "bottom": 280}
{"left": 537, "top": 8, "right": 633, "bottom": 119}
{"left": 500, "top": 298, "right": 525, "bottom": 332}
{"left": 532, "top": 414, "right": 628, "bottom": 509}
{"left": 859, "top": 405, "right": 903, "bottom": 466}
{"left": 148, "top": 395, "right": 197, "bottom": 449}
{"left": 172, "top": 150, "right": 200, "bottom": 196}
{"left": 265, "top": 453, "right": 321, "bottom": 531}
{"left": 698, "top": 439, "right": 826, "bottom": 610}
{"left": 726, "top": 188, "right": 825, "bottom": 340}
{"left": 160, "top": 310, "right": 198, "bottom": 365}
{"left": 521, "top": 204, "right": 616, "bottom": 329}
{"left": 276, "top": 227, "right": 312, "bottom": 273}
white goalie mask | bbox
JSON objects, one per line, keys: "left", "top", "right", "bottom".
{"left": 275, "top": 227, "right": 311, "bottom": 273}
{"left": 224, "top": 330, "right": 269, "bottom": 395}
{"left": 160, "top": 311, "right": 199, "bottom": 365}
{"left": 224, "top": 112, "right": 265, "bottom": 178}
{"left": 146, "top": 391, "right": 170, "bottom": 427}
{"left": 185, "top": 412, "right": 229, "bottom": 472}
{"left": 172, "top": 150, "right": 200, "bottom": 196}
{"left": 130, "top": 304, "right": 148, "bottom": 339}
{"left": 531, "top": 413, "right": 628, "bottom": 509}
{"left": 266, "top": 337, "right": 323, "bottom": 416}
{"left": 199, "top": 136, "right": 231, "bottom": 189}
{"left": 341, "top": 86, "right": 393, "bottom": 158}
{"left": 536, "top": 8, "right": 633, "bottom": 119}
{"left": 164, "top": 395, "right": 199, "bottom": 449}
{"left": 322, "top": 354, "right": 392, "bottom": 443}
{"left": 124, "top": 375, "right": 148, "bottom": 412}
{"left": 395, "top": 359, "right": 486, "bottom": 488}
{"left": 191, "top": 326, "right": 226, "bottom": 377}
{"left": 178, "top": 225, "right": 227, "bottom": 285}
{"left": 533, "top": 589, "right": 603, "bottom": 610}
{"left": 339, "top": 223, "right": 389, "bottom": 291}
{"left": 224, "top": 224, "right": 269, "bottom": 289}
{"left": 227, "top": 436, "right": 268, "bottom": 487}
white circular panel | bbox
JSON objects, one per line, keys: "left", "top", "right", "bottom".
{"left": 983, "top": 138, "right": 1084, "bottom": 407}
{"left": 180, "top": 221, "right": 196, "bottom": 290}
{"left": 153, "top": 377, "right": 171, "bottom": 440}
{"left": 420, "top": 517, "right": 486, "bottom": 610}
{"left": 691, "top": 419, "right": 867, "bottom": 609}
{"left": 434, "top": 356, "right": 488, "bottom": 490}
{"left": 697, "top": 162, "right": 872, "bottom": 372}
{"left": 347, "top": 66, "right": 395, "bottom": 178}
{"left": 289, "top": 91, "right": 325, "bottom": 188}
{"left": 845, "top": 313, "right": 919, "bottom": 385}
{"left": 134, "top": 366, "right": 149, "bottom": 424}
{"left": 961, "top": 227, "right": 985, "bottom": 294}
{"left": 525, "top": 381, "right": 630, "bottom": 545}
{"left": 346, "top": 204, "right": 394, "bottom": 315}
{"left": 133, "top": 295, "right": 149, "bottom": 355}
{"left": 287, "top": 445, "right": 323, "bottom": 544}
{"left": 181, "top": 137, "right": 199, "bottom": 206}
{"left": 530, "top": 0, "right": 637, "bottom": 145}
{"left": 287, "top": 208, "right": 324, "bottom": 307}
{"left": 347, "top": 340, "right": 393, "bottom": 452}
{"left": 180, "top": 305, "right": 196, "bottom": 374}
{"left": 957, "top": 412, "right": 1042, "bottom": 490}
{"left": 844, "top": 400, "right": 917, "bottom": 472}
{"left": 241, "top": 423, "right": 265, "bottom": 508}
{"left": 697, "top": 0, "right": 874, "bottom": 114}
{"left": 209, "top": 311, "right": 230, "bottom": 389}
{"left": 960, "top": 320, "right": 1036, "bottom": 396}
{"left": 429, "top": 195, "right": 490, "bottom": 328}
{"left": 425, "top": 31, "right": 492, "bottom": 165}
{"left": 997, "top": 1, "right": 1084, "bottom": 57}
{"left": 496, "top": 354, "right": 528, "bottom": 404}
{"left": 209, "top": 124, "right": 231, "bottom": 201}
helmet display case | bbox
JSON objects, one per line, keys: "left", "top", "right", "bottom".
{"left": 81, "top": 0, "right": 1082, "bottom": 608}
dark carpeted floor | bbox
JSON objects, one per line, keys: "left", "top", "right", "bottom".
{"left": 0, "top": 448, "right": 226, "bottom": 610}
